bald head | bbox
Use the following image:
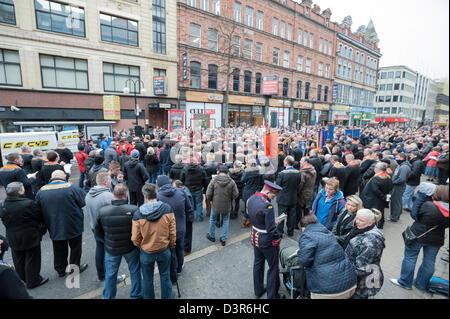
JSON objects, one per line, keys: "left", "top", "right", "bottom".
{"left": 345, "top": 154, "right": 354, "bottom": 162}
{"left": 51, "top": 170, "right": 67, "bottom": 180}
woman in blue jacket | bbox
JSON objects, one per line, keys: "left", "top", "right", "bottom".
{"left": 298, "top": 214, "right": 357, "bottom": 299}
{"left": 311, "top": 177, "right": 346, "bottom": 230}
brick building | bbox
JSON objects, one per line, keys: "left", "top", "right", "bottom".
{"left": 177, "top": 0, "right": 337, "bottom": 129}
{"left": 331, "top": 17, "right": 381, "bottom": 126}
{"left": 0, "top": 0, "right": 178, "bottom": 136}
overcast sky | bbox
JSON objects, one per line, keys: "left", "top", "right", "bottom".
{"left": 315, "top": 0, "right": 449, "bottom": 80}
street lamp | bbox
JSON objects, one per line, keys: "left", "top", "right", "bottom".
{"left": 123, "top": 79, "right": 147, "bottom": 128}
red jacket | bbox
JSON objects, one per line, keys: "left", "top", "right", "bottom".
{"left": 75, "top": 151, "right": 88, "bottom": 173}
{"left": 423, "top": 151, "right": 440, "bottom": 168}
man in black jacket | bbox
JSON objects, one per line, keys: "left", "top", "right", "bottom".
{"left": 180, "top": 156, "right": 208, "bottom": 222}
{"left": 276, "top": 156, "right": 301, "bottom": 237}
{"left": 124, "top": 150, "right": 149, "bottom": 206}
{"left": 54, "top": 141, "right": 74, "bottom": 165}
{"left": 359, "top": 149, "right": 376, "bottom": 193}
{"left": 344, "top": 154, "right": 360, "bottom": 197}
{"left": 1, "top": 182, "right": 48, "bottom": 289}
{"left": 36, "top": 170, "right": 88, "bottom": 277}
{"left": 0, "top": 153, "right": 36, "bottom": 200}
{"left": 20, "top": 146, "right": 33, "bottom": 174}
{"left": 96, "top": 183, "right": 141, "bottom": 299}
{"left": 328, "top": 155, "right": 347, "bottom": 192}
{"left": 36, "top": 151, "right": 66, "bottom": 189}
{"left": 402, "top": 151, "right": 426, "bottom": 212}
{"left": 360, "top": 163, "right": 393, "bottom": 229}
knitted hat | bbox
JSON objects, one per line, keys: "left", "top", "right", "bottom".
{"left": 157, "top": 175, "right": 172, "bottom": 188}
{"left": 130, "top": 150, "right": 140, "bottom": 158}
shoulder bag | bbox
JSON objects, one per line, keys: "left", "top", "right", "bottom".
{"left": 402, "top": 225, "right": 438, "bottom": 246}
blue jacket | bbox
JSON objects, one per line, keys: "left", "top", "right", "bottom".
{"left": 182, "top": 186, "right": 195, "bottom": 222}
{"left": 100, "top": 137, "right": 112, "bottom": 154}
{"left": 157, "top": 184, "right": 192, "bottom": 234}
{"left": 298, "top": 223, "right": 357, "bottom": 294}
{"left": 312, "top": 189, "right": 345, "bottom": 230}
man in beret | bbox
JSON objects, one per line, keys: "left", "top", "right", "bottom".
{"left": 247, "top": 181, "right": 285, "bottom": 299}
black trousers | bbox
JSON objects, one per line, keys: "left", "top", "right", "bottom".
{"left": 129, "top": 191, "right": 144, "bottom": 207}
{"left": 253, "top": 245, "right": 280, "bottom": 299}
{"left": 277, "top": 204, "right": 297, "bottom": 235}
{"left": 52, "top": 235, "right": 82, "bottom": 275}
{"left": 184, "top": 221, "right": 193, "bottom": 253}
{"left": 11, "top": 245, "right": 42, "bottom": 287}
{"left": 438, "top": 168, "right": 449, "bottom": 185}
{"left": 295, "top": 204, "right": 309, "bottom": 227}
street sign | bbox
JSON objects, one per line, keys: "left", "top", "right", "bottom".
{"left": 182, "top": 52, "right": 188, "bottom": 80}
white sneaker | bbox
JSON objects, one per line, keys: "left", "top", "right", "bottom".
{"left": 390, "top": 278, "right": 412, "bottom": 290}
{"left": 117, "top": 274, "right": 127, "bottom": 283}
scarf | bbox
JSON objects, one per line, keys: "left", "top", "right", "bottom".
{"left": 341, "top": 224, "right": 375, "bottom": 250}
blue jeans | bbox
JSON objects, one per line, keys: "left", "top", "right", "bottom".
{"left": 140, "top": 247, "right": 173, "bottom": 299}
{"left": 148, "top": 172, "right": 157, "bottom": 184}
{"left": 78, "top": 172, "right": 85, "bottom": 188}
{"left": 103, "top": 248, "right": 142, "bottom": 299}
{"left": 402, "top": 185, "right": 416, "bottom": 210}
{"left": 94, "top": 234, "right": 105, "bottom": 280}
{"left": 398, "top": 240, "right": 440, "bottom": 291}
{"left": 208, "top": 210, "right": 230, "bottom": 242}
{"left": 190, "top": 189, "right": 204, "bottom": 222}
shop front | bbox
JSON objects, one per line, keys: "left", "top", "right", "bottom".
{"left": 184, "top": 91, "right": 223, "bottom": 129}
{"left": 332, "top": 104, "right": 350, "bottom": 126}
{"left": 375, "top": 117, "right": 409, "bottom": 127}
{"left": 313, "top": 103, "right": 330, "bottom": 126}
{"left": 351, "top": 107, "right": 376, "bottom": 126}
{"left": 227, "top": 95, "right": 266, "bottom": 127}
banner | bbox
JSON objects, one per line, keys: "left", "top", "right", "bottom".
{"left": 193, "top": 114, "right": 210, "bottom": 130}
{"left": 298, "top": 139, "right": 307, "bottom": 157}
{"left": 316, "top": 130, "right": 328, "bottom": 151}
{"left": 103, "top": 95, "right": 121, "bottom": 120}
{"left": 264, "top": 130, "right": 279, "bottom": 159}
{"left": 168, "top": 110, "right": 185, "bottom": 132}
{"left": 328, "top": 124, "right": 335, "bottom": 142}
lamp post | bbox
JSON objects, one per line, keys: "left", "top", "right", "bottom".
{"left": 123, "top": 79, "right": 146, "bottom": 128}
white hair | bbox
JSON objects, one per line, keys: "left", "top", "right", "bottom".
{"left": 356, "top": 208, "right": 381, "bottom": 223}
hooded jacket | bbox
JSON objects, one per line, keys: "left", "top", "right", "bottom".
{"left": 345, "top": 226, "right": 385, "bottom": 298}
{"left": 229, "top": 167, "right": 244, "bottom": 195}
{"left": 157, "top": 185, "right": 191, "bottom": 234}
{"left": 85, "top": 186, "right": 114, "bottom": 231}
{"left": 131, "top": 201, "right": 176, "bottom": 254}
{"left": 206, "top": 175, "right": 239, "bottom": 214}
{"left": 169, "top": 163, "right": 186, "bottom": 181}
{"left": 104, "top": 145, "right": 119, "bottom": 167}
{"left": 87, "top": 164, "right": 108, "bottom": 188}
{"left": 407, "top": 157, "right": 425, "bottom": 186}
{"left": 144, "top": 153, "right": 159, "bottom": 174}
{"left": 298, "top": 223, "right": 357, "bottom": 295}
{"left": 410, "top": 200, "right": 449, "bottom": 247}
{"left": 297, "top": 164, "right": 317, "bottom": 207}
{"left": 312, "top": 189, "right": 345, "bottom": 231}
{"left": 123, "top": 158, "right": 149, "bottom": 192}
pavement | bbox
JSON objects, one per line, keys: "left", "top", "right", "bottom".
{"left": 0, "top": 168, "right": 448, "bottom": 299}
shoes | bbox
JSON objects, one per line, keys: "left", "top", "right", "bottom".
{"left": 441, "top": 256, "right": 449, "bottom": 263}
{"left": 246, "top": 219, "right": 252, "bottom": 227}
{"left": 387, "top": 218, "right": 398, "bottom": 223}
{"left": 230, "top": 213, "right": 238, "bottom": 220}
{"left": 79, "top": 263, "right": 88, "bottom": 274}
{"left": 220, "top": 239, "right": 226, "bottom": 246}
{"left": 255, "top": 287, "right": 266, "bottom": 298}
{"left": 390, "top": 278, "right": 412, "bottom": 290}
{"left": 28, "top": 277, "right": 49, "bottom": 289}
{"left": 287, "top": 232, "right": 294, "bottom": 237}
{"left": 206, "top": 233, "right": 215, "bottom": 242}
{"left": 278, "top": 293, "right": 287, "bottom": 299}
{"left": 197, "top": 217, "right": 204, "bottom": 222}
{"left": 241, "top": 218, "right": 248, "bottom": 228}
{"left": 177, "top": 264, "right": 185, "bottom": 274}
{"left": 404, "top": 208, "right": 411, "bottom": 212}
{"left": 184, "top": 251, "right": 191, "bottom": 257}
{"left": 58, "top": 272, "right": 67, "bottom": 278}
{"left": 117, "top": 274, "right": 126, "bottom": 283}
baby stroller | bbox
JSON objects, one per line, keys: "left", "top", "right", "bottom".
{"left": 279, "top": 246, "right": 310, "bottom": 299}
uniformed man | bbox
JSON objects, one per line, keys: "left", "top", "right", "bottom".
{"left": 247, "top": 180, "right": 284, "bottom": 299}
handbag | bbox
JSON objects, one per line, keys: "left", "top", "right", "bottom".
{"left": 402, "top": 225, "right": 438, "bottom": 246}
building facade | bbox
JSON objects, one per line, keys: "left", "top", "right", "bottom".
{"left": 331, "top": 17, "right": 381, "bottom": 126}
{"left": 434, "top": 79, "right": 449, "bottom": 126}
{"left": 177, "top": 0, "right": 337, "bottom": 129}
{"left": 0, "top": 0, "right": 177, "bottom": 136}
{"left": 374, "top": 66, "right": 433, "bottom": 126}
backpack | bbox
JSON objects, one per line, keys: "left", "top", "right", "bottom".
{"left": 427, "top": 277, "right": 449, "bottom": 297}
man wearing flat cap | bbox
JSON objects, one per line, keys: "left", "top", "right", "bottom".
{"left": 247, "top": 180, "right": 285, "bottom": 299}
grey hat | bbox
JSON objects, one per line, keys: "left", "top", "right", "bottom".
{"left": 156, "top": 175, "right": 171, "bottom": 188}
{"left": 130, "top": 150, "right": 140, "bottom": 158}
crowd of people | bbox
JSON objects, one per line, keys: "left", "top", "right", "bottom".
{"left": 0, "top": 123, "right": 448, "bottom": 299}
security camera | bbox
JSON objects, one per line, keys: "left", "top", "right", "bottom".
{"left": 10, "top": 105, "right": 20, "bottom": 112}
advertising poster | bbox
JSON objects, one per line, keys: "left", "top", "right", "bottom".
{"left": 154, "top": 77, "right": 166, "bottom": 95}
{"left": 168, "top": 110, "right": 185, "bottom": 132}
{"left": 103, "top": 95, "right": 121, "bottom": 120}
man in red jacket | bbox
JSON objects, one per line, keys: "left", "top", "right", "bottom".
{"left": 75, "top": 145, "right": 89, "bottom": 189}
